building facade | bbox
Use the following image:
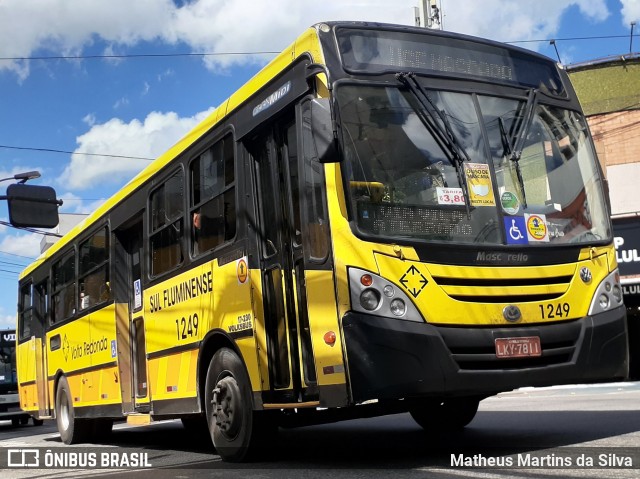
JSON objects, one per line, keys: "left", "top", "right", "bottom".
{"left": 567, "top": 53, "right": 640, "bottom": 378}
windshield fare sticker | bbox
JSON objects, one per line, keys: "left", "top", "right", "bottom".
{"left": 500, "top": 191, "right": 520, "bottom": 215}
{"left": 525, "top": 214, "right": 550, "bottom": 242}
{"left": 436, "top": 187, "right": 465, "bottom": 206}
{"left": 464, "top": 163, "right": 495, "bottom": 207}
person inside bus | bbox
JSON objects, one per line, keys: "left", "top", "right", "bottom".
{"left": 192, "top": 210, "right": 201, "bottom": 254}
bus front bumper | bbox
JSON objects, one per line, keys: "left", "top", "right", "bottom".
{"left": 342, "top": 306, "right": 629, "bottom": 403}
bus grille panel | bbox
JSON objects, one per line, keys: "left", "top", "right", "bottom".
{"left": 436, "top": 320, "right": 582, "bottom": 371}
{"left": 434, "top": 275, "right": 573, "bottom": 303}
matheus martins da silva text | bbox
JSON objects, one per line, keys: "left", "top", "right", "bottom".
{"left": 451, "top": 453, "right": 633, "bottom": 468}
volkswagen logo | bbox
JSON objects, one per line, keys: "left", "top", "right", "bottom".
{"left": 580, "top": 267, "right": 592, "bottom": 283}
{"left": 503, "top": 305, "right": 522, "bottom": 322}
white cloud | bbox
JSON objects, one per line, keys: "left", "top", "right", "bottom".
{"left": 60, "top": 108, "right": 214, "bottom": 190}
{"left": 0, "top": 231, "right": 42, "bottom": 260}
{"left": 82, "top": 114, "right": 96, "bottom": 126}
{"left": 621, "top": 0, "right": 640, "bottom": 25}
{"left": 113, "top": 97, "right": 130, "bottom": 110}
{"left": 0, "top": 313, "right": 16, "bottom": 331}
{"left": 0, "top": 0, "right": 612, "bottom": 79}
{"left": 435, "top": 1, "right": 608, "bottom": 43}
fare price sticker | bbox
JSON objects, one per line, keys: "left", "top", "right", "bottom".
{"left": 525, "top": 213, "right": 550, "bottom": 242}
{"left": 437, "top": 187, "right": 466, "bottom": 206}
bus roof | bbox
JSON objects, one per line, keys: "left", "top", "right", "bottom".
{"left": 19, "top": 25, "right": 325, "bottom": 279}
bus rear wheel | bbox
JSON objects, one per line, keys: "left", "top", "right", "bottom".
{"left": 56, "top": 376, "right": 89, "bottom": 444}
{"left": 205, "top": 348, "right": 255, "bottom": 462}
{"left": 409, "top": 397, "right": 480, "bottom": 431}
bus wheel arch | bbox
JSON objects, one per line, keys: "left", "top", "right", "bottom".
{"left": 54, "top": 374, "right": 90, "bottom": 444}
{"left": 197, "top": 331, "right": 246, "bottom": 413}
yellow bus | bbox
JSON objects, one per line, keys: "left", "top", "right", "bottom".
{"left": 16, "top": 22, "right": 628, "bottom": 461}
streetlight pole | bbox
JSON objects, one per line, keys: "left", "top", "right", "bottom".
{"left": 0, "top": 171, "right": 41, "bottom": 184}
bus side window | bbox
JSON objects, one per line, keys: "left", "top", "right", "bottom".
{"left": 52, "top": 250, "right": 76, "bottom": 323}
{"left": 150, "top": 170, "right": 184, "bottom": 276}
{"left": 78, "top": 226, "right": 111, "bottom": 309}
{"left": 302, "top": 102, "right": 330, "bottom": 262}
{"left": 18, "top": 281, "right": 33, "bottom": 341}
{"left": 189, "top": 134, "right": 236, "bottom": 256}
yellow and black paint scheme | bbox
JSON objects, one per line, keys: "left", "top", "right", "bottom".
{"left": 15, "top": 21, "right": 627, "bottom": 456}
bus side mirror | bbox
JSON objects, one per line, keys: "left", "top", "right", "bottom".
{"left": 310, "top": 98, "right": 340, "bottom": 163}
{"left": 603, "top": 176, "right": 612, "bottom": 215}
{"left": 7, "top": 183, "right": 61, "bottom": 228}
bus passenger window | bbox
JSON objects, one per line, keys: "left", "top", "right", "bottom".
{"left": 52, "top": 250, "right": 76, "bottom": 323}
{"left": 190, "top": 134, "right": 236, "bottom": 256}
{"left": 78, "top": 227, "right": 111, "bottom": 309}
{"left": 150, "top": 170, "right": 184, "bottom": 276}
{"left": 302, "top": 104, "right": 330, "bottom": 261}
{"left": 18, "top": 282, "right": 33, "bottom": 340}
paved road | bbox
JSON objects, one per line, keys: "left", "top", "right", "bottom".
{"left": 1, "top": 382, "right": 639, "bottom": 478}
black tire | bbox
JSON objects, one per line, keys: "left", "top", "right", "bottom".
{"left": 410, "top": 397, "right": 480, "bottom": 431}
{"left": 32, "top": 417, "right": 44, "bottom": 426}
{"left": 55, "top": 376, "right": 89, "bottom": 444}
{"left": 204, "top": 348, "right": 256, "bottom": 462}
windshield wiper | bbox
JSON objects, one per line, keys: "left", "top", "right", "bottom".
{"left": 500, "top": 89, "right": 538, "bottom": 209}
{"left": 396, "top": 72, "right": 471, "bottom": 218}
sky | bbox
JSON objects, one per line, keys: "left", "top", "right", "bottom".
{"left": 1, "top": 0, "right": 640, "bottom": 330}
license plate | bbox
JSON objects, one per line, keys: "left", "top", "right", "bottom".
{"left": 495, "top": 336, "right": 542, "bottom": 358}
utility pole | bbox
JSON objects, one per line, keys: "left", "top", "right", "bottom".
{"left": 414, "top": 0, "right": 443, "bottom": 30}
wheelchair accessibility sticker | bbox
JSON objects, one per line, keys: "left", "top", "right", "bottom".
{"left": 504, "top": 217, "right": 528, "bottom": 245}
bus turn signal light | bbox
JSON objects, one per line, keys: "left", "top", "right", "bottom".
{"left": 324, "top": 331, "right": 336, "bottom": 346}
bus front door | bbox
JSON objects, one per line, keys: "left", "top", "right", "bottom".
{"left": 252, "top": 115, "right": 318, "bottom": 404}
{"left": 114, "top": 219, "right": 149, "bottom": 414}
{"left": 33, "top": 280, "right": 50, "bottom": 417}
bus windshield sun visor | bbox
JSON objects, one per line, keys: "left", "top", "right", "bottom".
{"left": 499, "top": 88, "right": 538, "bottom": 209}
{"left": 396, "top": 72, "right": 471, "bottom": 218}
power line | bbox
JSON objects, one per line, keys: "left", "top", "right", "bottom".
{"left": 0, "top": 145, "right": 153, "bottom": 161}
{"left": 0, "top": 221, "right": 62, "bottom": 237}
{"left": 0, "top": 259, "right": 30, "bottom": 268}
{"left": 0, "top": 268, "right": 20, "bottom": 275}
{"left": 0, "top": 250, "right": 36, "bottom": 260}
{"left": 506, "top": 33, "right": 639, "bottom": 45}
{"left": 0, "top": 51, "right": 280, "bottom": 61}
{"left": 0, "top": 36, "right": 636, "bottom": 62}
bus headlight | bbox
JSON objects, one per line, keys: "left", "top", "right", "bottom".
{"left": 612, "top": 284, "right": 622, "bottom": 303}
{"left": 348, "top": 267, "right": 424, "bottom": 322}
{"left": 598, "top": 293, "right": 610, "bottom": 310}
{"left": 390, "top": 298, "right": 406, "bottom": 316}
{"left": 360, "top": 289, "right": 381, "bottom": 311}
{"left": 588, "top": 269, "right": 623, "bottom": 315}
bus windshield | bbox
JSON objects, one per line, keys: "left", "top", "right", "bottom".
{"left": 336, "top": 83, "right": 610, "bottom": 246}
{"left": 0, "top": 332, "right": 16, "bottom": 394}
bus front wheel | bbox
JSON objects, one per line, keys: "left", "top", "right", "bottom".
{"left": 55, "top": 376, "right": 89, "bottom": 444}
{"left": 205, "top": 348, "right": 255, "bottom": 462}
{"left": 409, "top": 397, "right": 480, "bottom": 431}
